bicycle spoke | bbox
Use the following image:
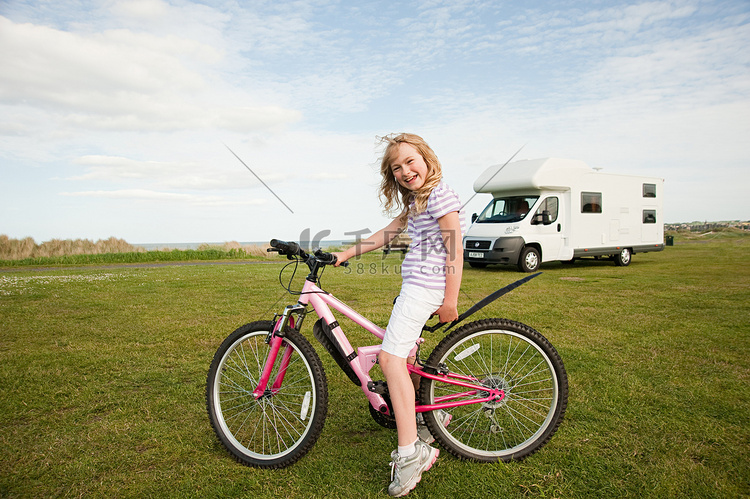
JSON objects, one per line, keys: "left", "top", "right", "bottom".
{"left": 421, "top": 321, "right": 566, "bottom": 461}
{"left": 207, "top": 325, "right": 327, "bottom": 467}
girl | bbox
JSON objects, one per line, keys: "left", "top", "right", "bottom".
{"left": 333, "top": 133, "right": 464, "bottom": 497}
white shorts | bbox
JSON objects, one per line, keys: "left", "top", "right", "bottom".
{"left": 382, "top": 283, "right": 445, "bottom": 358}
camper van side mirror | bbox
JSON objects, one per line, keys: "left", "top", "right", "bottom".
{"left": 531, "top": 211, "right": 551, "bottom": 225}
{"left": 472, "top": 213, "right": 478, "bottom": 223}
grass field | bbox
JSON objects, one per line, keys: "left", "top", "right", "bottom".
{"left": 1, "top": 233, "right": 748, "bottom": 498}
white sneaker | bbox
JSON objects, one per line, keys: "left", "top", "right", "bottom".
{"left": 416, "top": 410, "right": 452, "bottom": 444}
{"left": 388, "top": 440, "right": 439, "bottom": 497}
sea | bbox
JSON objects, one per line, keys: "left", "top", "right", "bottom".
{"left": 133, "top": 240, "right": 349, "bottom": 251}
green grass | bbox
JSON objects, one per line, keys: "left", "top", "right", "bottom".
{"left": 0, "top": 247, "right": 271, "bottom": 267}
{"left": 1, "top": 234, "right": 749, "bottom": 498}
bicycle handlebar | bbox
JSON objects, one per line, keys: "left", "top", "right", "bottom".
{"left": 268, "top": 239, "right": 348, "bottom": 267}
{"left": 270, "top": 239, "right": 305, "bottom": 257}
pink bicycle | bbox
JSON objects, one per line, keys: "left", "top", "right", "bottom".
{"left": 206, "top": 239, "right": 568, "bottom": 468}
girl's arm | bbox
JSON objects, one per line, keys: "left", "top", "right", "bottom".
{"left": 332, "top": 217, "right": 405, "bottom": 266}
{"left": 434, "top": 211, "right": 463, "bottom": 323}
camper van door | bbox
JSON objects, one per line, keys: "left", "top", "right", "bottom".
{"left": 529, "top": 195, "right": 565, "bottom": 261}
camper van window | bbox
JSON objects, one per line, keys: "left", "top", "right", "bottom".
{"left": 643, "top": 183, "right": 656, "bottom": 198}
{"left": 643, "top": 210, "right": 656, "bottom": 224}
{"left": 532, "top": 197, "right": 559, "bottom": 225}
{"left": 581, "top": 192, "right": 602, "bottom": 213}
{"left": 476, "top": 196, "right": 539, "bottom": 223}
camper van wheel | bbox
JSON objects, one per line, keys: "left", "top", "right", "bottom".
{"left": 518, "top": 247, "right": 541, "bottom": 272}
{"left": 614, "top": 248, "right": 632, "bottom": 267}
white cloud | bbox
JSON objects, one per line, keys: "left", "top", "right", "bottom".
{"left": 111, "top": 0, "right": 171, "bottom": 20}
{"left": 59, "top": 188, "right": 267, "bottom": 207}
{"left": 582, "top": 23, "right": 750, "bottom": 102}
{"left": 577, "top": 1, "right": 698, "bottom": 34}
{"left": 305, "top": 172, "right": 349, "bottom": 181}
{"left": 0, "top": 16, "right": 213, "bottom": 96}
{"left": 68, "top": 154, "right": 288, "bottom": 190}
{"left": 60, "top": 188, "right": 191, "bottom": 200}
{"left": 0, "top": 15, "right": 300, "bottom": 133}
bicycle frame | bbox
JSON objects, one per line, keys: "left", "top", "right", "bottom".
{"left": 252, "top": 278, "right": 505, "bottom": 416}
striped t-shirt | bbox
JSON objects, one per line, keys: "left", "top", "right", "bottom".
{"left": 401, "top": 182, "right": 466, "bottom": 290}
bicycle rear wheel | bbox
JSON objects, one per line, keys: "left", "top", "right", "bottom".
{"left": 419, "top": 318, "right": 567, "bottom": 462}
{"left": 206, "top": 321, "right": 328, "bottom": 468}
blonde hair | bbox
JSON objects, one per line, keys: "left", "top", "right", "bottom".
{"left": 378, "top": 133, "right": 443, "bottom": 225}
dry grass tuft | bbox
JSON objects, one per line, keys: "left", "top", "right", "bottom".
{"left": 197, "top": 241, "right": 269, "bottom": 257}
{"left": 0, "top": 235, "right": 144, "bottom": 260}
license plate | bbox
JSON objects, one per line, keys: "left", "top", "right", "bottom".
{"left": 468, "top": 252, "right": 484, "bottom": 259}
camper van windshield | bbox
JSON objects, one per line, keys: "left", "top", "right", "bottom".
{"left": 476, "top": 196, "right": 539, "bottom": 223}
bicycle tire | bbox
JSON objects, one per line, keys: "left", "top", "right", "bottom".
{"left": 206, "top": 321, "right": 328, "bottom": 468}
{"left": 419, "top": 318, "right": 567, "bottom": 462}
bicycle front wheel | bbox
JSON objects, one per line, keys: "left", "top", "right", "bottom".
{"left": 420, "top": 318, "right": 567, "bottom": 462}
{"left": 206, "top": 321, "right": 328, "bottom": 468}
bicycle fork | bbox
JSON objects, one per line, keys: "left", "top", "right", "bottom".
{"left": 251, "top": 304, "right": 305, "bottom": 400}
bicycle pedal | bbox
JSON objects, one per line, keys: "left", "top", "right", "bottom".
{"left": 367, "top": 380, "right": 388, "bottom": 395}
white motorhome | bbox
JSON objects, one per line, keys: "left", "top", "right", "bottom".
{"left": 463, "top": 158, "right": 664, "bottom": 272}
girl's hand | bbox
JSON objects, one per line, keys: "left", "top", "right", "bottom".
{"left": 331, "top": 252, "right": 349, "bottom": 267}
{"left": 434, "top": 301, "right": 459, "bottom": 323}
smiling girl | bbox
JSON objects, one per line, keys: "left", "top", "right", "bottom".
{"left": 333, "top": 133, "right": 465, "bottom": 496}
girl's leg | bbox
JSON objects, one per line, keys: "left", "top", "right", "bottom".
{"left": 380, "top": 284, "right": 444, "bottom": 447}
{"left": 379, "top": 351, "right": 418, "bottom": 446}
{"left": 408, "top": 356, "right": 421, "bottom": 390}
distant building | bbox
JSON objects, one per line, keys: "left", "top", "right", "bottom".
{"left": 665, "top": 221, "right": 750, "bottom": 231}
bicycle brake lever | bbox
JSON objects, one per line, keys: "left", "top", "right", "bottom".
{"left": 307, "top": 249, "right": 349, "bottom": 268}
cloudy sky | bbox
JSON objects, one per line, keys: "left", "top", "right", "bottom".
{"left": 1, "top": 0, "right": 748, "bottom": 245}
